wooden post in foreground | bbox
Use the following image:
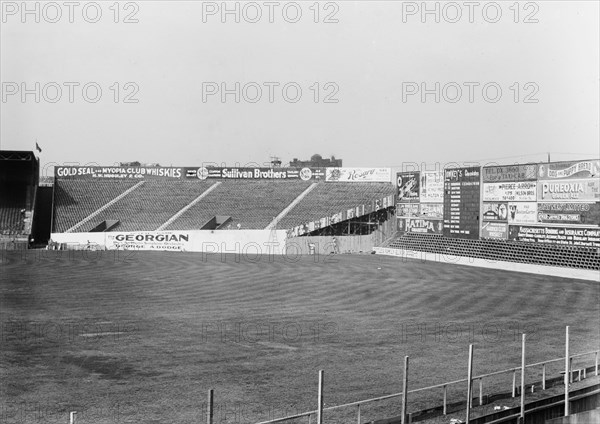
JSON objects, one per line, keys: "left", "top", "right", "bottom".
{"left": 207, "top": 389, "right": 214, "bottom": 424}
{"left": 465, "top": 345, "right": 474, "bottom": 424}
{"left": 69, "top": 411, "right": 77, "bottom": 424}
{"left": 565, "top": 326, "right": 570, "bottom": 417}
{"left": 317, "top": 370, "right": 324, "bottom": 424}
{"left": 520, "top": 334, "right": 526, "bottom": 422}
{"left": 401, "top": 356, "right": 409, "bottom": 424}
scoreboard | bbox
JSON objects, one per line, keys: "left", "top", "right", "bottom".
{"left": 443, "top": 167, "right": 481, "bottom": 239}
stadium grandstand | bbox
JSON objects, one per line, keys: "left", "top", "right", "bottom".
{"left": 1, "top": 151, "right": 598, "bottom": 277}
{"left": 0, "top": 151, "right": 42, "bottom": 248}
{"left": 51, "top": 170, "right": 396, "bottom": 234}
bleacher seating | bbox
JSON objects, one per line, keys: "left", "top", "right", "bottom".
{"left": 0, "top": 185, "right": 27, "bottom": 235}
{"left": 52, "top": 179, "right": 395, "bottom": 232}
{"left": 277, "top": 182, "right": 396, "bottom": 229}
{"left": 166, "top": 180, "right": 313, "bottom": 230}
{"left": 388, "top": 233, "right": 600, "bottom": 270}
{"left": 53, "top": 179, "right": 140, "bottom": 233}
{"left": 78, "top": 180, "right": 216, "bottom": 232}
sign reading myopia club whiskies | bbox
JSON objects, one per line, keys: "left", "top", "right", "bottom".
{"left": 443, "top": 167, "right": 481, "bottom": 239}
{"left": 55, "top": 166, "right": 185, "bottom": 179}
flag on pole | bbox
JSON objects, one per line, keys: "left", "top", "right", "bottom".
{"left": 35, "top": 142, "right": 42, "bottom": 153}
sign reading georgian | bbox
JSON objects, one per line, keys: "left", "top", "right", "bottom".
{"left": 105, "top": 231, "right": 191, "bottom": 251}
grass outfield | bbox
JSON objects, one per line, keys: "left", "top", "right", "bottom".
{"left": 1, "top": 250, "right": 598, "bottom": 424}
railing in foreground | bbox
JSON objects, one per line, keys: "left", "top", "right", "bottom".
{"left": 63, "top": 327, "right": 599, "bottom": 424}
{"left": 245, "top": 327, "right": 598, "bottom": 424}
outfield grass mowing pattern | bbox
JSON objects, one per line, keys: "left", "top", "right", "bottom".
{"left": 1, "top": 251, "right": 598, "bottom": 423}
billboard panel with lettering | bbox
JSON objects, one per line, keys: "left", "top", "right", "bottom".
{"left": 507, "top": 202, "right": 538, "bottom": 224}
{"left": 482, "top": 182, "right": 537, "bottom": 202}
{"left": 537, "top": 202, "right": 600, "bottom": 226}
{"left": 483, "top": 164, "right": 538, "bottom": 182}
{"left": 482, "top": 202, "right": 508, "bottom": 222}
{"left": 399, "top": 218, "right": 443, "bottom": 234}
{"left": 420, "top": 171, "right": 444, "bottom": 203}
{"left": 537, "top": 179, "right": 600, "bottom": 202}
{"left": 537, "top": 160, "right": 600, "bottom": 180}
{"left": 508, "top": 226, "right": 600, "bottom": 247}
{"left": 481, "top": 222, "right": 508, "bottom": 240}
{"left": 326, "top": 168, "right": 391, "bottom": 182}
{"left": 397, "top": 172, "right": 420, "bottom": 202}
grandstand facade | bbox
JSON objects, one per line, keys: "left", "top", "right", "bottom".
{"left": 1, "top": 152, "right": 598, "bottom": 277}
{"left": 50, "top": 165, "right": 395, "bottom": 235}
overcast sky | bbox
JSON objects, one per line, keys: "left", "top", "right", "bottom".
{"left": 1, "top": 1, "right": 598, "bottom": 173}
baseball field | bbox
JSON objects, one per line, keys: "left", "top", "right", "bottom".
{"left": 1, "top": 250, "right": 598, "bottom": 424}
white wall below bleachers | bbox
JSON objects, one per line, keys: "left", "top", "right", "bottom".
{"left": 50, "top": 229, "right": 288, "bottom": 255}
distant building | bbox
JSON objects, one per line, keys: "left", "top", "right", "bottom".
{"left": 119, "top": 162, "right": 161, "bottom": 167}
{"left": 289, "top": 154, "right": 342, "bottom": 168}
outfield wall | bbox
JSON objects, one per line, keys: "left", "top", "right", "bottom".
{"left": 374, "top": 246, "right": 600, "bottom": 281}
{"left": 50, "top": 230, "right": 288, "bottom": 255}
